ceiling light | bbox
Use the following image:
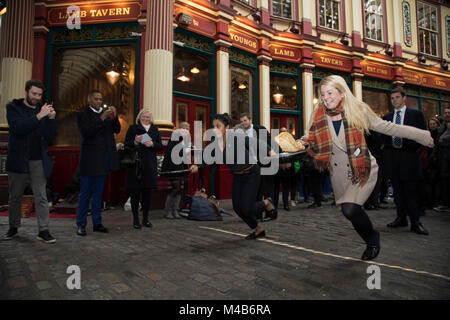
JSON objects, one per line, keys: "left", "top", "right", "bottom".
{"left": 190, "top": 67, "right": 200, "bottom": 74}
{"left": 176, "top": 67, "right": 190, "bottom": 82}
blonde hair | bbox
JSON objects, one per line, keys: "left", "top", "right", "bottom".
{"left": 136, "top": 108, "right": 154, "bottom": 125}
{"left": 312, "top": 75, "right": 377, "bottom": 133}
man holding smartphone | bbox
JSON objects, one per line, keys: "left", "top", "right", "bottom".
{"left": 2, "top": 80, "right": 57, "bottom": 243}
{"left": 75, "top": 90, "right": 120, "bottom": 236}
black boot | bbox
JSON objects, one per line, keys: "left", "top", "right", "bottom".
{"left": 142, "top": 213, "right": 152, "bottom": 228}
{"left": 132, "top": 212, "right": 141, "bottom": 229}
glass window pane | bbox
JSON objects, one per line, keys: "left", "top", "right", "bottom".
{"left": 230, "top": 66, "right": 253, "bottom": 127}
{"left": 174, "top": 47, "right": 211, "bottom": 97}
{"left": 270, "top": 74, "right": 298, "bottom": 110}
{"left": 421, "top": 99, "right": 439, "bottom": 122}
{"left": 51, "top": 45, "right": 137, "bottom": 146}
{"left": 362, "top": 89, "right": 390, "bottom": 117}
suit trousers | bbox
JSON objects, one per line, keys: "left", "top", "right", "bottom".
{"left": 273, "top": 174, "right": 290, "bottom": 208}
{"left": 232, "top": 165, "right": 265, "bottom": 230}
{"left": 8, "top": 160, "right": 50, "bottom": 232}
{"left": 76, "top": 175, "right": 107, "bottom": 227}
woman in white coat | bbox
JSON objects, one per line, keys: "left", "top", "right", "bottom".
{"left": 305, "top": 75, "right": 434, "bottom": 260}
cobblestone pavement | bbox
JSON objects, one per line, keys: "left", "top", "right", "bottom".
{"left": 1, "top": 198, "right": 449, "bottom": 300}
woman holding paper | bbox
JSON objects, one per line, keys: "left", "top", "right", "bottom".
{"left": 124, "top": 109, "right": 162, "bottom": 229}
{"left": 305, "top": 75, "right": 434, "bottom": 260}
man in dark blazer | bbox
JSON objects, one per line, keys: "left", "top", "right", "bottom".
{"left": 239, "top": 113, "right": 277, "bottom": 221}
{"left": 382, "top": 87, "right": 428, "bottom": 235}
{"left": 75, "top": 90, "right": 120, "bottom": 236}
{"left": 2, "top": 80, "right": 57, "bottom": 243}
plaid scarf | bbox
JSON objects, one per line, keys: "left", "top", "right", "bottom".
{"left": 307, "top": 104, "right": 371, "bottom": 185}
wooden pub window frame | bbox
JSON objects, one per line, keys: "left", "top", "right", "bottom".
{"left": 315, "top": 0, "right": 346, "bottom": 33}
{"left": 416, "top": 0, "right": 442, "bottom": 59}
{"left": 361, "top": 0, "right": 388, "bottom": 44}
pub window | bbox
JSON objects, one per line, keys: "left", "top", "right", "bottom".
{"left": 417, "top": 1, "right": 438, "bottom": 56}
{"left": 362, "top": 88, "right": 390, "bottom": 117}
{"left": 273, "top": 0, "right": 292, "bottom": 19}
{"left": 51, "top": 44, "right": 137, "bottom": 146}
{"left": 318, "top": 0, "right": 341, "bottom": 31}
{"left": 446, "top": 16, "right": 450, "bottom": 57}
{"left": 173, "top": 46, "right": 211, "bottom": 98}
{"left": 362, "top": 78, "right": 391, "bottom": 117}
{"left": 236, "top": 0, "right": 251, "bottom": 5}
{"left": 230, "top": 65, "right": 254, "bottom": 126}
{"left": 270, "top": 74, "right": 298, "bottom": 110}
{"left": 421, "top": 98, "right": 439, "bottom": 122}
{"left": 364, "top": 0, "right": 384, "bottom": 42}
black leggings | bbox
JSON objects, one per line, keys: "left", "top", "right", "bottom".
{"left": 341, "top": 203, "right": 378, "bottom": 246}
{"left": 232, "top": 165, "right": 266, "bottom": 230}
{"left": 130, "top": 188, "right": 152, "bottom": 218}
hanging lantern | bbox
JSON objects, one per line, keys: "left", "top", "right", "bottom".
{"left": 272, "top": 86, "right": 283, "bottom": 104}
{"left": 190, "top": 66, "right": 200, "bottom": 74}
{"left": 176, "top": 67, "right": 190, "bottom": 82}
{"left": 106, "top": 69, "right": 120, "bottom": 85}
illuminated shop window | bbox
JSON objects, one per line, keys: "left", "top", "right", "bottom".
{"left": 173, "top": 46, "right": 211, "bottom": 97}
{"left": 318, "top": 0, "right": 341, "bottom": 31}
{"left": 270, "top": 74, "right": 298, "bottom": 110}
{"left": 364, "top": 0, "right": 384, "bottom": 42}
{"left": 230, "top": 65, "right": 254, "bottom": 126}
{"left": 51, "top": 45, "right": 137, "bottom": 146}
{"left": 417, "top": 1, "right": 438, "bottom": 56}
{"left": 273, "top": 0, "right": 292, "bottom": 19}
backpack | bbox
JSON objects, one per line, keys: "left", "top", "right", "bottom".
{"left": 188, "top": 195, "right": 222, "bottom": 221}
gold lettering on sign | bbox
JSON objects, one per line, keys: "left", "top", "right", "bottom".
{"left": 435, "top": 80, "right": 445, "bottom": 87}
{"left": 88, "top": 7, "right": 131, "bottom": 18}
{"left": 367, "top": 66, "right": 388, "bottom": 75}
{"left": 320, "top": 56, "right": 344, "bottom": 66}
{"left": 274, "top": 48, "right": 295, "bottom": 57}
{"left": 229, "top": 32, "right": 257, "bottom": 49}
{"left": 193, "top": 18, "right": 199, "bottom": 27}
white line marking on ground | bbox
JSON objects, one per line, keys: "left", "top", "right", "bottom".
{"left": 199, "top": 226, "right": 450, "bottom": 282}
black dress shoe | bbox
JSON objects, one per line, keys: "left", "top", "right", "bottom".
{"left": 361, "top": 231, "right": 380, "bottom": 260}
{"left": 245, "top": 230, "right": 266, "bottom": 240}
{"left": 364, "top": 204, "right": 376, "bottom": 210}
{"left": 283, "top": 204, "right": 290, "bottom": 211}
{"left": 77, "top": 226, "right": 87, "bottom": 236}
{"left": 387, "top": 217, "right": 408, "bottom": 228}
{"left": 142, "top": 221, "right": 153, "bottom": 228}
{"left": 93, "top": 224, "right": 109, "bottom": 233}
{"left": 361, "top": 245, "right": 380, "bottom": 260}
{"left": 411, "top": 222, "right": 429, "bottom": 235}
{"left": 307, "top": 203, "right": 321, "bottom": 209}
{"left": 133, "top": 222, "right": 142, "bottom": 229}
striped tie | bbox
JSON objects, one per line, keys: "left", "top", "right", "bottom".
{"left": 393, "top": 111, "right": 402, "bottom": 148}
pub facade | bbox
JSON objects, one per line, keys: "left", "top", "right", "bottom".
{"left": 0, "top": 0, "right": 449, "bottom": 204}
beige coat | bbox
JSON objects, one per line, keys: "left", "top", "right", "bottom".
{"left": 329, "top": 114, "right": 431, "bottom": 206}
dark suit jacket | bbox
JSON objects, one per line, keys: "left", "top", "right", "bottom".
{"left": 251, "top": 124, "right": 278, "bottom": 167}
{"left": 6, "top": 99, "right": 57, "bottom": 178}
{"left": 77, "top": 107, "right": 121, "bottom": 176}
{"left": 381, "top": 108, "right": 426, "bottom": 181}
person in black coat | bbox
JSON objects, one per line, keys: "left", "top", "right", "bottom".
{"left": 381, "top": 88, "right": 429, "bottom": 235}
{"left": 76, "top": 90, "right": 120, "bottom": 236}
{"left": 161, "top": 122, "right": 191, "bottom": 219}
{"left": 3, "top": 80, "right": 57, "bottom": 243}
{"left": 239, "top": 113, "right": 276, "bottom": 219}
{"left": 124, "top": 109, "right": 162, "bottom": 229}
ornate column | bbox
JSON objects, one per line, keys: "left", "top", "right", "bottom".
{"left": 215, "top": 17, "right": 232, "bottom": 115}
{"left": 0, "top": 0, "right": 34, "bottom": 126}
{"left": 143, "top": 0, "right": 173, "bottom": 127}
{"left": 301, "top": 64, "right": 315, "bottom": 135}
{"left": 258, "top": 37, "right": 272, "bottom": 130}
{"left": 32, "top": 2, "right": 49, "bottom": 82}
{"left": 351, "top": 58, "right": 364, "bottom": 100}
